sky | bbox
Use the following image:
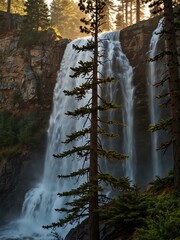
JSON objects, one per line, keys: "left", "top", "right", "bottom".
{"left": 46, "top": 0, "right": 52, "bottom": 7}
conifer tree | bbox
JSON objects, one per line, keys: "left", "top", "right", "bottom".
{"left": 44, "top": 0, "right": 127, "bottom": 239}
{"left": 50, "top": 0, "right": 85, "bottom": 39}
{"left": 11, "top": 0, "right": 25, "bottom": 15}
{"left": 100, "top": 0, "right": 116, "bottom": 31}
{"left": 24, "top": 0, "right": 49, "bottom": 31}
{"left": 0, "top": 0, "right": 6, "bottom": 11}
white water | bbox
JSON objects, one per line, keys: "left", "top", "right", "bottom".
{"left": 148, "top": 18, "right": 172, "bottom": 178}
{"left": 0, "top": 31, "right": 135, "bottom": 240}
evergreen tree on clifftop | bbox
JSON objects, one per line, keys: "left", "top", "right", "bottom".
{"left": 24, "top": 0, "right": 49, "bottom": 31}
{"left": 50, "top": 0, "right": 85, "bottom": 39}
{"left": 19, "top": 0, "right": 50, "bottom": 46}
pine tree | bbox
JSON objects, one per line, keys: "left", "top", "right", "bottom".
{"left": 43, "top": 0, "right": 127, "bottom": 239}
{"left": 50, "top": 0, "right": 85, "bottom": 39}
{"left": 0, "top": 0, "right": 6, "bottom": 11}
{"left": 100, "top": 0, "right": 116, "bottom": 32}
{"left": 136, "top": 0, "right": 140, "bottom": 22}
{"left": 24, "top": 0, "right": 49, "bottom": 31}
{"left": 11, "top": 0, "right": 25, "bottom": 15}
{"left": 7, "top": 0, "right": 12, "bottom": 30}
{"left": 115, "top": 1, "right": 126, "bottom": 29}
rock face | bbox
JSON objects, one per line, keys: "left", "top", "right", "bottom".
{"left": 0, "top": 11, "right": 70, "bottom": 223}
{"left": 121, "top": 16, "right": 163, "bottom": 185}
{"left": 0, "top": 33, "right": 69, "bottom": 112}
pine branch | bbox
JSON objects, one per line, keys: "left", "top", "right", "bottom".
{"left": 97, "top": 77, "right": 114, "bottom": 84}
{"left": 63, "top": 82, "right": 92, "bottom": 100}
{"left": 97, "top": 128, "right": 118, "bottom": 138}
{"left": 53, "top": 145, "right": 90, "bottom": 158}
{"left": 62, "top": 128, "right": 90, "bottom": 144}
{"left": 73, "top": 40, "right": 95, "bottom": 52}
{"left": 58, "top": 167, "right": 89, "bottom": 179}
{"left": 57, "top": 182, "right": 102, "bottom": 198}
{"left": 148, "top": 118, "right": 172, "bottom": 132}
{"left": 43, "top": 210, "right": 88, "bottom": 229}
{"left": 97, "top": 148, "right": 128, "bottom": 160}
{"left": 97, "top": 102, "right": 119, "bottom": 111}
{"left": 98, "top": 173, "right": 132, "bottom": 191}
{"left": 70, "top": 60, "right": 93, "bottom": 78}
{"left": 157, "top": 139, "right": 172, "bottom": 152}
{"left": 66, "top": 106, "right": 91, "bottom": 118}
{"left": 57, "top": 182, "right": 90, "bottom": 197}
{"left": 155, "top": 92, "right": 170, "bottom": 99}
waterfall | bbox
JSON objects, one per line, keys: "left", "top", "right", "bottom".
{"left": 148, "top": 18, "right": 172, "bottom": 178}
{"left": 0, "top": 31, "right": 134, "bottom": 239}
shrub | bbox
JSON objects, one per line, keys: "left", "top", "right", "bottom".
{"left": 0, "top": 110, "right": 47, "bottom": 153}
{"left": 148, "top": 171, "right": 174, "bottom": 193}
{"left": 134, "top": 194, "right": 180, "bottom": 240}
{"left": 100, "top": 186, "right": 155, "bottom": 232}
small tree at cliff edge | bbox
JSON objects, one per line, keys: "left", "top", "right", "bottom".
{"left": 43, "top": 0, "right": 128, "bottom": 239}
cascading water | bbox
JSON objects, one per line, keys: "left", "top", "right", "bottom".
{"left": 98, "top": 32, "right": 135, "bottom": 181}
{"left": 0, "top": 31, "right": 135, "bottom": 240}
{"left": 148, "top": 18, "right": 172, "bottom": 178}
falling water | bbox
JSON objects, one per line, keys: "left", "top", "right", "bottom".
{"left": 98, "top": 32, "right": 135, "bottom": 181}
{"left": 148, "top": 18, "right": 172, "bottom": 178}
{"left": 0, "top": 31, "right": 135, "bottom": 239}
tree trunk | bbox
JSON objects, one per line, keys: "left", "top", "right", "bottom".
{"left": 7, "top": 0, "right": 12, "bottom": 30}
{"left": 130, "top": 0, "right": 133, "bottom": 25}
{"left": 125, "top": 1, "right": 128, "bottom": 26}
{"left": 88, "top": 0, "right": 100, "bottom": 239}
{"left": 136, "top": 0, "right": 140, "bottom": 22}
{"left": 163, "top": 0, "right": 180, "bottom": 191}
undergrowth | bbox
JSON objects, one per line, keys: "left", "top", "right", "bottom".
{"left": 100, "top": 172, "right": 180, "bottom": 240}
{"left": 0, "top": 110, "right": 47, "bottom": 160}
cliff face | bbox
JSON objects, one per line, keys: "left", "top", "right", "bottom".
{"left": 0, "top": 11, "right": 70, "bottom": 223}
{"left": 0, "top": 32, "right": 69, "bottom": 111}
{"left": 121, "top": 16, "right": 162, "bottom": 184}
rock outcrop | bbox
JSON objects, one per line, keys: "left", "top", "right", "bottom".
{"left": 0, "top": 32, "right": 69, "bottom": 112}
{"left": 0, "top": 11, "right": 70, "bottom": 223}
{"left": 120, "top": 16, "right": 162, "bottom": 185}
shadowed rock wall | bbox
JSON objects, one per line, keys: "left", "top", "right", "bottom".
{"left": 0, "top": 13, "right": 70, "bottom": 222}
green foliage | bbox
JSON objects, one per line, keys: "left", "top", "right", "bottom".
{"left": 50, "top": 0, "right": 85, "bottom": 39}
{"left": 0, "top": 0, "right": 6, "bottom": 11}
{"left": 19, "top": 0, "right": 51, "bottom": 47}
{"left": 134, "top": 194, "right": 180, "bottom": 240}
{"left": 0, "top": 145, "right": 22, "bottom": 162}
{"left": 24, "top": 0, "right": 49, "bottom": 31}
{"left": 148, "top": 170, "right": 174, "bottom": 193}
{"left": 19, "top": 28, "right": 56, "bottom": 47}
{"left": 99, "top": 173, "right": 179, "bottom": 240}
{"left": 0, "top": 110, "right": 47, "bottom": 155}
{"left": 100, "top": 0, "right": 116, "bottom": 32}
{"left": 100, "top": 185, "right": 154, "bottom": 232}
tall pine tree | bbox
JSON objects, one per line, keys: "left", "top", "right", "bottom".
{"left": 50, "top": 0, "right": 85, "bottom": 39}
{"left": 44, "top": 0, "right": 127, "bottom": 239}
{"left": 24, "top": 0, "right": 49, "bottom": 31}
